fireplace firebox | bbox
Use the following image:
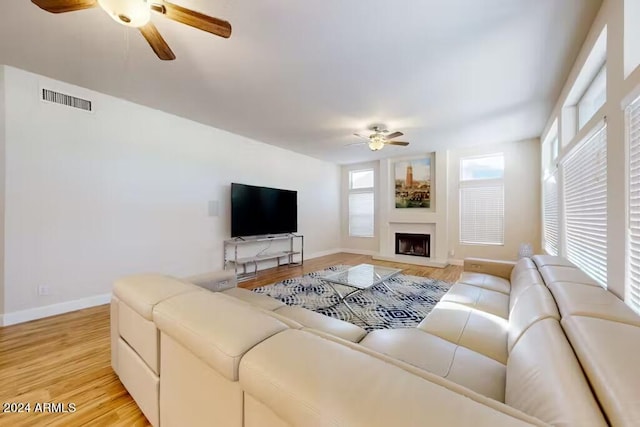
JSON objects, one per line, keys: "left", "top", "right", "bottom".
{"left": 395, "top": 233, "right": 430, "bottom": 258}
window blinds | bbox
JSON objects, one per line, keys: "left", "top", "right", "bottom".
{"left": 348, "top": 192, "right": 374, "bottom": 237}
{"left": 627, "top": 98, "right": 640, "bottom": 314}
{"left": 543, "top": 172, "right": 559, "bottom": 255}
{"left": 562, "top": 124, "right": 607, "bottom": 287}
{"left": 460, "top": 182, "right": 504, "bottom": 245}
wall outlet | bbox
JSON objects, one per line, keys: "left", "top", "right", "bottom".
{"left": 448, "top": 249, "right": 455, "bottom": 257}
{"left": 38, "top": 285, "right": 51, "bottom": 296}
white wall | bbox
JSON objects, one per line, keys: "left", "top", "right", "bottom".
{"left": 340, "top": 161, "right": 379, "bottom": 253}
{"left": 539, "top": 0, "right": 640, "bottom": 299}
{"left": 1, "top": 65, "right": 340, "bottom": 317}
{"left": 0, "top": 66, "right": 5, "bottom": 316}
{"left": 448, "top": 139, "right": 541, "bottom": 261}
{"left": 340, "top": 143, "right": 541, "bottom": 264}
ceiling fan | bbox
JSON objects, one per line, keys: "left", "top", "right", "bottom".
{"left": 350, "top": 125, "right": 410, "bottom": 151}
{"left": 31, "top": 0, "right": 232, "bottom": 61}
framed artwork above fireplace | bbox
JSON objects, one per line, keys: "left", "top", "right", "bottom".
{"left": 393, "top": 155, "right": 433, "bottom": 209}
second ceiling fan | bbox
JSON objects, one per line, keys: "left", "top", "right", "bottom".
{"left": 31, "top": 0, "right": 232, "bottom": 61}
{"left": 351, "top": 125, "right": 410, "bottom": 151}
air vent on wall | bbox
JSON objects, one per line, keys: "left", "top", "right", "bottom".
{"left": 41, "top": 88, "right": 93, "bottom": 112}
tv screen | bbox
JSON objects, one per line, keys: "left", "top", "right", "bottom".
{"left": 231, "top": 183, "right": 298, "bottom": 237}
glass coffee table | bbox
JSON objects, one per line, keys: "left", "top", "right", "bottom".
{"left": 321, "top": 264, "right": 403, "bottom": 322}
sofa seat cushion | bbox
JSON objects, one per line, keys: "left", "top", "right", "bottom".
{"left": 113, "top": 274, "right": 202, "bottom": 320}
{"left": 240, "top": 330, "right": 535, "bottom": 426}
{"left": 153, "top": 291, "right": 289, "bottom": 381}
{"left": 506, "top": 318, "right": 607, "bottom": 427}
{"left": 418, "top": 301, "right": 508, "bottom": 363}
{"left": 458, "top": 272, "right": 510, "bottom": 295}
{"left": 360, "top": 328, "right": 506, "bottom": 401}
{"left": 538, "top": 265, "right": 600, "bottom": 287}
{"left": 441, "top": 283, "right": 510, "bottom": 319}
{"left": 223, "top": 287, "right": 286, "bottom": 311}
{"left": 562, "top": 315, "right": 640, "bottom": 427}
{"left": 548, "top": 282, "right": 640, "bottom": 326}
{"left": 274, "top": 306, "right": 367, "bottom": 343}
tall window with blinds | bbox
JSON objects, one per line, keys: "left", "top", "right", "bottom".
{"left": 562, "top": 124, "right": 607, "bottom": 287}
{"left": 348, "top": 169, "right": 375, "bottom": 237}
{"left": 543, "top": 172, "right": 559, "bottom": 255}
{"left": 627, "top": 97, "right": 640, "bottom": 314}
{"left": 459, "top": 154, "right": 505, "bottom": 245}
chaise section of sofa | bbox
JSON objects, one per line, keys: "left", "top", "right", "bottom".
{"left": 359, "top": 257, "right": 606, "bottom": 427}
{"left": 532, "top": 255, "right": 640, "bottom": 427}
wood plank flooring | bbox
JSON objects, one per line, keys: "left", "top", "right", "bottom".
{"left": 0, "top": 253, "right": 461, "bottom": 426}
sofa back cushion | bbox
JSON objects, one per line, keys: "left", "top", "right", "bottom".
{"left": 509, "top": 258, "right": 537, "bottom": 284}
{"left": 509, "top": 269, "right": 545, "bottom": 311}
{"left": 548, "top": 281, "right": 640, "bottom": 326}
{"left": 539, "top": 265, "right": 600, "bottom": 287}
{"left": 562, "top": 315, "right": 640, "bottom": 427}
{"left": 530, "top": 255, "right": 575, "bottom": 268}
{"left": 507, "top": 285, "right": 559, "bottom": 352}
{"left": 505, "top": 318, "right": 607, "bottom": 427}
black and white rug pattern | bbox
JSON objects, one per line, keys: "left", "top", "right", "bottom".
{"left": 253, "top": 265, "right": 451, "bottom": 331}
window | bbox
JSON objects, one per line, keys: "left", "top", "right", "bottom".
{"left": 551, "top": 136, "right": 559, "bottom": 164}
{"left": 543, "top": 172, "right": 559, "bottom": 255}
{"left": 348, "top": 169, "right": 374, "bottom": 237}
{"left": 578, "top": 65, "right": 607, "bottom": 129}
{"left": 562, "top": 124, "right": 607, "bottom": 287}
{"left": 459, "top": 154, "right": 505, "bottom": 245}
{"left": 627, "top": 96, "right": 640, "bottom": 314}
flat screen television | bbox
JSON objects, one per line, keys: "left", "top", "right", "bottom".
{"left": 231, "top": 183, "right": 298, "bottom": 237}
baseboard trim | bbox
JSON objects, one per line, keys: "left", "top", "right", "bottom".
{"left": 0, "top": 293, "right": 111, "bottom": 327}
{"left": 337, "top": 248, "right": 379, "bottom": 256}
{"left": 372, "top": 254, "right": 449, "bottom": 268}
{"left": 304, "top": 248, "right": 380, "bottom": 259}
{"left": 304, "top": 248, "right": 343, "bottom": 260}
{"left": 448, "top": 258, "right": 464, "bottom": 266}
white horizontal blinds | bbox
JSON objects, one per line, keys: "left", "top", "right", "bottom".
{"left": 543, "top": 172, "right": 559, "bottom": 255}
{"left": 460, "top": 181, "right": 504, "bottom": 245}
{"left": 562, "top": 124, "right": 607, "bottom": 287}
{"left": 459, "top": 154, "right": 505, "bottom": 245}
{"left": 348, "top": 193, "right": 374, "bottom": 237}
{"left": 627, "top": 97, "right": 640, "bottom": 314}
{"left": 348, "top": 169, "right": 374, "bottom": 237}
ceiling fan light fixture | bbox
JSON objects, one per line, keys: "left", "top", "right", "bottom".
{"left": 368, "top": 136, "right": 385, "bottom": 151}
{"left": 98, "top": 0, "right": 151, "bottom": 27}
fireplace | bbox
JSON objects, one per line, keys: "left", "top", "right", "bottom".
{"left": 395, "top": 233, "right": 430, "bottom": 258}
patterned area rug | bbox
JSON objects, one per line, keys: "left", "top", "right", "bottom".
{"left": 253, "top": 265, "right": 451, "bottom": 331}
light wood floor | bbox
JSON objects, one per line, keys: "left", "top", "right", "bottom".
{"left": 0, "top": 253, "right": 461, "bottom": 426}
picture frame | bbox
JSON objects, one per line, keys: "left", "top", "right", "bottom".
{"left": 394, "top": 156, "right": 431, "bottom": 208}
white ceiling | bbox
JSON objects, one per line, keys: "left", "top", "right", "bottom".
{"left": 0, "top": 0, "right": 601, "bottom": 164}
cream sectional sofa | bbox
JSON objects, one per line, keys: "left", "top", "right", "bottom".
{"left": 110, "top": 256, "right": 640, "bottom": 426}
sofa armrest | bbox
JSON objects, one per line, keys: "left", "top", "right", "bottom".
{"left": 184, "top": 270, "right": 237, "bottom": 292}
{"left": 464, "top": 258, "right": 516, "bottom": 280}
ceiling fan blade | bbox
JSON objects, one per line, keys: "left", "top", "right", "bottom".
{"left": 139, "top": 23, "right": 176, "bottom": 61}
{"left": 385, "top": 131, "right": 404, "bottom": 140}
{"left": 353, "top": 133, "right": 371, "bottom": 139}
{"left": 31, "top": 0, "right": 97, "bottom": 13}
{"left": 386, "top": 141, "right": 410, "bottom": 146}
{"left": 345, "top": 142, "right": 367, "bottom": 147}
{"left": 151, "top": 1, "right": 232, "bottom": 38}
